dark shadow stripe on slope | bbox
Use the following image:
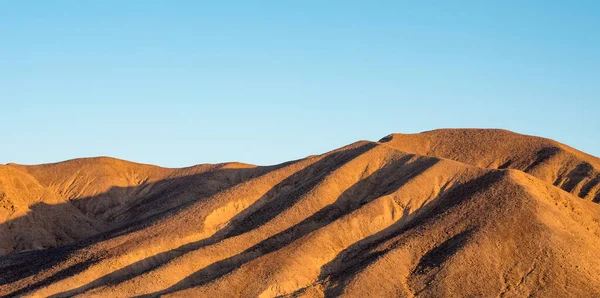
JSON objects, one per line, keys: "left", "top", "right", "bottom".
{"left": 221, "top": 142, "right": 379, "bottom": 239}
{"left": 0, "top": 164, "right": 292, "bottom": 297}
{"left": 45, "top": 143, "right": 377, "bottom": 297}
{"left": 139, "top": 154, "right": 438, "bottom": 297}
{"left": 319, "top": 171, "right": 505, "bottom": 297}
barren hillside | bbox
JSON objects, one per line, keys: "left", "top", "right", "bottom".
{"left": 1, "top": 129, "right": 599, "bottom": 297}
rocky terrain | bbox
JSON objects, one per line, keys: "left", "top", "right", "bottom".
{"left": 1, "top": 129, "right": 599, "bottom": 297}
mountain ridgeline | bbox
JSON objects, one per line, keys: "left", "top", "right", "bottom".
{"left": 1, "top": 129, "right": 599, "bottom": 297}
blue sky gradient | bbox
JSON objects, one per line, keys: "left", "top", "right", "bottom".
{"left": 1, "top": 1, "right": 599, "bottom": 166}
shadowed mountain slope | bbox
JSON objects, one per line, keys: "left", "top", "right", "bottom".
{"left": 1, "top": 158, "right": 268, "bottom": 256}
{"left": 0, "top": 129, "right": 599, "bottom": 297}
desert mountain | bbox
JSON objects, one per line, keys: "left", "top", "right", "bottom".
{"left": 1, "top": 129, "right": 599, "bottom": 297}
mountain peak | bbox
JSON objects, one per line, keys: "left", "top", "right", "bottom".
{"left": 1, "top": 130, "right": 600, "bottom": 297}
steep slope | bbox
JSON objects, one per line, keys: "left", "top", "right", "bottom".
{"left": 0, "top": 129, "right": 599, "bottom": 297}
{"left": 380, "top": 129, "right": 600, "bottom": 201}
{"left": 0, "top": 165, "right": 102, "bottom": 256}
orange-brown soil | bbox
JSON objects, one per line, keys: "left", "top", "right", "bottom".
{"left": 1, "top": 129, "right": 599, "bottom": 297}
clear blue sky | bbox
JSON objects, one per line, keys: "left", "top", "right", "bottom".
{"left": 1, "top": 1, "right": 598, "bottom": 167}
